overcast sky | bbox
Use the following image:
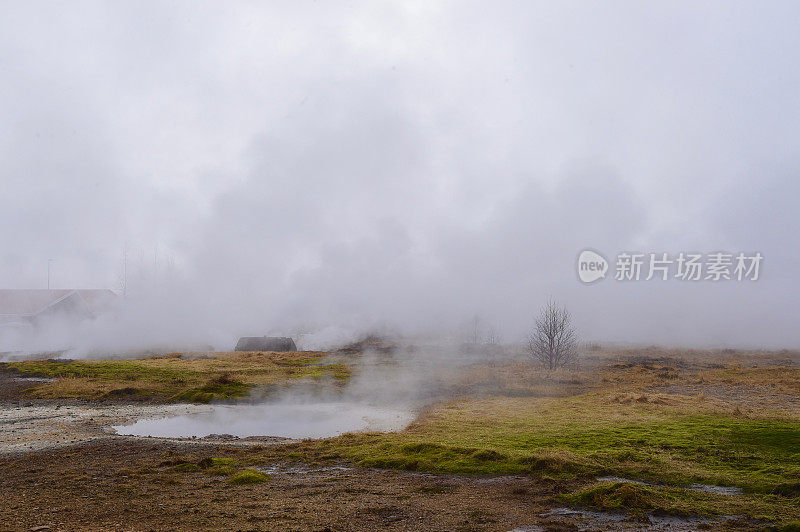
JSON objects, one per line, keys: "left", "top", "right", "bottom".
{"left": 1, "top": 1, "right": 798, "bottom": 349}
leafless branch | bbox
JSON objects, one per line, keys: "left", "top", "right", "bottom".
{"left": 528, "top": 299, "right": 578, "bottom": 370}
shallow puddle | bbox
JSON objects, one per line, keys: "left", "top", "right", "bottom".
{"left": 113, "top": 401, "right": 414, "bottom": 439}
{"left": 257, "top": 464, "right": 353, "bottom": 475}
{"left": 11, "top": 376, "right": 55, "bottom": 382}
{"left": 687, "top": 483, "right": 743, "bottom": 495}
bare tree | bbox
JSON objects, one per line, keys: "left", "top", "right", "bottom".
{"left": 528, "top": 300, "right": 578, "bottom": 369}
{"left": 485, "top": 326, "right": 501, "bottom": 345}
{"left": 470, "top": 314, "right": 480, "bottom": 344}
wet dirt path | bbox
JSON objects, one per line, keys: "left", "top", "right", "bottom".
{"left": 0, "top": 401, "right": 216, "bottom": 454}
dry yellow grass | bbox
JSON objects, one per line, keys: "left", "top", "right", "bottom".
{"left": 4, "top": 350, "right": 350, "bottom": 401}
{"left": 137, "top": 351, "right": 335, "bottom": 385}
{"left": 287, "top": 348, "right": 800, "bottom": 524}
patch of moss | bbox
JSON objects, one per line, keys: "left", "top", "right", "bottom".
{"left": 173, "top": 462, "right": 201, "bottom": 472}
{"left": 228, "top": 469, "right": 269, "bottom": 485}
{"left": 197, "top": 457, "right": 238, "bottom": 476}
{"left": 171, "top": 374, "right": 250, "bottom": 403}
{"left": 208, "top": 457, "right": 236, "bottom": 466}
{"left": 562, "top": 481, "right": 714, "bottom": 518}
{"left": 208, "top": 465, "right": 237, "bottom": 476}
{"left": 772, "top": 482, "right": 800, "bottom": 497}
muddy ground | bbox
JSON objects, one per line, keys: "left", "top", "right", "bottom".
{"left": 0, "top": 439, "right": 734, "bottom": 532}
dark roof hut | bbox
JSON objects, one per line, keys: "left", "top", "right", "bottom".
{"left": 234, "top": 336, "right": 297, "bottom": 352}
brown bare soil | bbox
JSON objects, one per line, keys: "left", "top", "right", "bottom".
{"left": 0, "top": 439, "right": 580, "bottom": 532}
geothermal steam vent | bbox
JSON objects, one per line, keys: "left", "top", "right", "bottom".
{"left": 235, "top": 336, "right": 296, "bottom": 352}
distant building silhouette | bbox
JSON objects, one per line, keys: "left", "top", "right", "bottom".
{"left": 235, "top": 336, "right": 297, "bottom": 352}
{"left": 0, "top": 289, "right": 117, "bottom": 332}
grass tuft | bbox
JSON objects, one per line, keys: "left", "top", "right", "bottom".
{"left": 171, "top": 374, "right": 250, "bottom": 403}
{"left": 228, "top": 469, "right": 270, "bottom": 485}
{"left": 562, "top": 481, "right": 714, "bottom": 518}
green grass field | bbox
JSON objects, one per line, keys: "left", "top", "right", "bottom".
{"left": 267, "top": 355, "right": 800, "bottom": 525}
{"left": 0, "top": 350, "right": 350, "bottom": 402}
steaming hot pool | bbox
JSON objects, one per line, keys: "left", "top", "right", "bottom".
{"left": 113, "top": 402, "right": 414, "bottom": 439}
